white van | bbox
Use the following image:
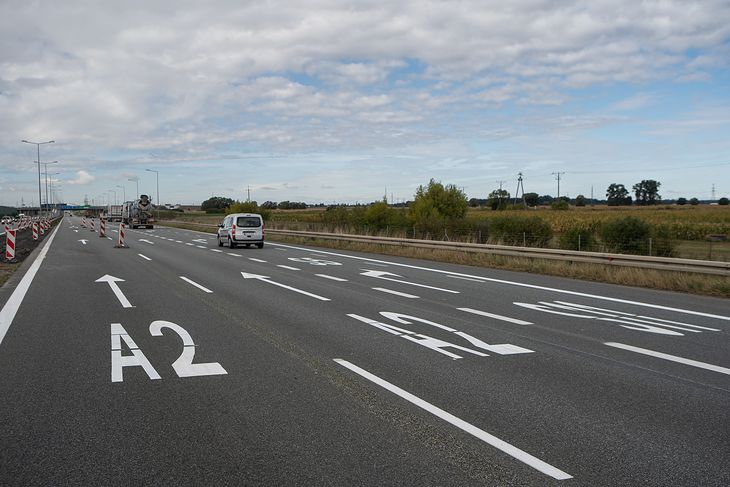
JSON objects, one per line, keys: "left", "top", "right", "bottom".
{"left": 217, "top": 213, "right": 264, "bottom": 248}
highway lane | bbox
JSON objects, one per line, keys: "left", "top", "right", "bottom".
{"left": 0, "top": 216, "right": 728, "bottom": 486}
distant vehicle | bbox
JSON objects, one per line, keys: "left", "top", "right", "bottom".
{"left": 217, "top": 213, "right": 264, "bottom": 248}
{"left": 107, "top": 204, "right": 123, "bottom": 222}
{"left": 122, "top": 194, "right": 155, "bottom": 229}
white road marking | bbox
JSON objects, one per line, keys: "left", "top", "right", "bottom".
{"left": 139, "top": 239, "right": 154, "bottom": 245}
{"left": 185, "top": 243, "right": 194, "bottom": 246}
{"left": 196, "top": 245, "right": 206, "bottom": 249}
{"left": 78, "top": 239, "right": 88, "bottom": 245}
{"left": 269, "top": 243, "right": 730, "bottom": 322}
{"left": 210, "top": 249, "right": 223, "bottom": 253}
{"left": 605, "top": 342, "right": 730, "bottom": 376}
{"left": 95, "top": 275, "right": 134, "bottom": 308}
{"left": 106, "top": 236, "right": 113, "bottom": 240}
{"left": 334, "top": 359, "right": 572, "bottom": 480}
{"left": 138, "top": 254, "right": 152, "bottom": 261}
{"left": 228, "top": 253, "right": 242, "bottom": 257}
{"left": 0, "top": 225, "right": 59, "bottom": 347}
{"left": 277, "top": 265, "right": 301, "bottom": 271}
{"left": 249, "top": 258, "right": 267, "bottom": 262}
{"left": 372, "top": 287, "right": 419, "bottom": 299}
{"left": 179, "top": 276, "right": 213, "bottom": 293}
{"left": 448, "top": 275, "right": 487, "bottom": 283}
{"left": 241, "top": 272, "right": 330, "bottom": 301}
{"left": 315, "top": 274, "right": 348, "bottom": 282}
{"left": 175, "top": 240, "right": 183, "bottom": 243}
{"left": 459, "top": 308, "right": 533, "bottom": 325}
{"left": 361, "top": 270, "right": 459, "bottom": 294}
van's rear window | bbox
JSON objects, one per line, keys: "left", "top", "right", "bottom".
{"left": 236, "top": 217, "right": 261, "bottom": 227}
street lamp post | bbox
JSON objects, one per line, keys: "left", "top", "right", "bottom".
{"left": 116, "top": 184, "right": 126, "bottom": 203}
{"left": 49, "top": 173, "right": 60, "bottom": 213}
{"left": 21, "top": 139, "right": 54, "bottom": 217}
{"left": 145, "top": 168, "right": 159, "bottom": 220}
{"left": 41, "top": 160, "right": 59, "bottom": 214}
{"left": 128, "top": 177, "right": 139, "bottom": 199}
{"left": 108, "top": 189, "right": 116, "bottom": 206}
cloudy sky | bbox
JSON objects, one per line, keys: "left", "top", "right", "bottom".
{"left": 1, "top": 0, "right": 729, "bottom": 207}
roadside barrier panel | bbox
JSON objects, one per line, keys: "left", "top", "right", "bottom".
{"left": 33, "top": 222, "right": 38, "bottom": 241}
{"left": 5, "top": 229, "right": 16, "bottom": 260}
{"left": 99, "top": 218, "right": 106, "bottom": 237}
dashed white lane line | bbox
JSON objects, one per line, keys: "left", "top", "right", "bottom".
{"left": 138, "top": 254, "right": 152, "bottom": 261}
{"left": 228, "top": 253, "right": 242, "bottom": 257}
{"left": 196, "top": 245, "right": 206, "bottom": 249}
{"left": 277, "top": 265, "right": 300, "bottom": 271}
{"left": 185, "top": 243, "right": 194, "bottom": 246}
{"left": 605, "top": 342, "right": 730, "bottom": 376}
{"left": 372, "top": 287, "right": 419, "bottom": 299}
{"left": 334, "top": 359, "right": 572, "bottom": 480}
{"left": 249, "top": 258, "right": 267, "bottom": 263}
{"left": 315, "top": 274, "right": 348, "bottom": 282}
{"left": 459, "top": 307, "right": 533, "bottom": 325}
{"left": 210, "top": 249, "right": 223, "bottom": 253}
{"left": 175, "top": 240, "right": 183, "bottom": 243}
{"left": 179, "top": 276, "right": 213, "bottom": 293}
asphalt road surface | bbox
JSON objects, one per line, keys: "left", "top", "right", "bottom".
{"left": 1, "top": 216, "right": 728, "bottom": 486}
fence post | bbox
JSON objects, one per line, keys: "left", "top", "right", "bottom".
{"left": 648, "top": 237, "right": 652, "bottom": 256}
{"left": 578, "top": 234, "right": 581, "bottom": 252}
{"left": 523, "top": 232, "right": 526, "bottom": 247}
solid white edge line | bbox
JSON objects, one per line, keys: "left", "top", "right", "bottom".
{"left": 605, "top": 342, "right": 730, "bottom": 375}
{"left": 372, "top": 287, "right": 419, "bottom": 299}
{"left": 333, "top": 359, "right": 572, "bottom": 480}
{"left": 179, "top": 276, "right": 213, "bottom": 293}
{"left": 0, "top": 224, "right": 61, "bottom": 347}
{"left": 459, "top": 307, "right": 533, "bottom": 325}
{"left": 315, "top": 274, "right": 348, "bottom": 282}
{"left": 138, "top": 254, "right": 152, "bottom": 261}
{"left": 267, "top": 242, "right": 730, "bottom": 322}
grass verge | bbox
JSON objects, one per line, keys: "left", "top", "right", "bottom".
{"left": 159, "top": 220, "right": 730, "bottom": 298}
{"left": 0, "top": 262, "right": 19, "bottom": 288}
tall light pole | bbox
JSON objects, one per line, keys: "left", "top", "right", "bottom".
{"left": 41, "top": 160, "right": 59, "bottom": 213}
{"left": 128, "top": 176, "right": 139, "bottom": 198}
{"left": 21, "top": 139, "right": 54, "bottom": 217}
{"left": 108, "top": 189, "right": 117, "bottom": 206}
{"left": 49, "top": 173, "right": 60, "bottom": 212}
{"left": 145, "top": 168, "right": 159, "bottom": 219}
{"left": 116, "top": 184, "right": 126, "bottom": 203}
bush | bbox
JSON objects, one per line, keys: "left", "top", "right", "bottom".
{"left": 551, "top": 200, "right": 570, "bottom": 211}
{"left": 719, "top": 197, "right": 729, "bottom": 206}
{"left": 600, "top": 216, "right": 650, "bottom": 254}
{"left": 650, "top": 225, "right": 676, "bottom": 257}
{"left": 559, "top": 225, "right": 596, "bottom": 251}
{"left": 489, "top": 215, "right": 553, "bottom": 247}
{"left": 227, "top": 201, "right": 271, "bottom": 220}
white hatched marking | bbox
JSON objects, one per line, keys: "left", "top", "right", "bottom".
{"left": 315, "top": 274, "right": 348, "bottom": 282}
{"left": 459, "top": 308, "right": 533, "bottom": 325}
{"left": 605, "top": 342, "right": 730, "bottom": 376}
{"left": 372, "top": 287, "right": 419, "bottom": 299}
{"left": 138, "top": 254, "right": 152, "bottom": 261}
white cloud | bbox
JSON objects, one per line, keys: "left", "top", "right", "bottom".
{"left": 66, "top": 170, "right": 95, "bottom": 185}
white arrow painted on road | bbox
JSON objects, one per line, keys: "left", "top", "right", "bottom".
{"left": 360, "top": 270, "right": 459, "bottom": 294}
{"left": 95, "top": 275, "right": 134, "bottom": 308}
{"left": 73, "top": 229, "right": 79, "bottom": 233}
{"left": 139, "top": 239, "right": 154, "bottom": 244}
{"left": 241, "top": 272, "right": 330, "bottom": 301}
{"left": 78, "top": 239, "right": 88, "bottom": 245}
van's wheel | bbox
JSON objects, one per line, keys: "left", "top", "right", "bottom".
{"left": 257, "top": 242, "right": 264, "bottom": 249}
{"left": 229, "top": 238, "right": 236, "bottom": 248}
{"left": 217, "top": 236, "right": 223, "bottom": 247}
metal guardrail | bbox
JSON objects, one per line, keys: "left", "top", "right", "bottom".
{"left": 160, "top": 221, "right": 730, "bottom": 276}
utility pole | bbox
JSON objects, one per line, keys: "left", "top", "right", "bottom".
{"left": 496, "top": 180, "right": 506, "bottom": 208}
{"left": 711, "top": 184, "right": 716, "bottom": 201}
{"left": 552, "top": 172, "right": 566, "bottom": 199}
{"left": 246, "top": 186, "right": 251, "bottom": 202}
{"left": 513, "top": 172, "right": 525, "bottom": 206}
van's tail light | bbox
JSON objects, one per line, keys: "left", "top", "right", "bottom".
{"left": 262, "top": 222, "right": 265, "bottom": 236}
{"left": 232, "top": 223, "right": 237, "bottom": 235}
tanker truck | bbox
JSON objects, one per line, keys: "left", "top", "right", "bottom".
{"left": 122, "top": 194, "right": 155, "bottom": 229}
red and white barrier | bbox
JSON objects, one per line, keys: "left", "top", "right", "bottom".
{"left": 82, "top": 217, "right": 87, "bottom": 228}
{"left": 5, "top": 228, "right": 16, "bottom": 260}
{"left": 90, "top": 218, "right": 96, "bottom": 232}
{"left": 115, "top": 222, "right": 126, "bottom": 247}
{"left": 39, "top": 220, "right": 45, "bottom": 236}
{"left": 32, "top": 222, "right": 39, "bottom": 241}
{"left": 99, "top": 218, "right": 106, "bottom": 238}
